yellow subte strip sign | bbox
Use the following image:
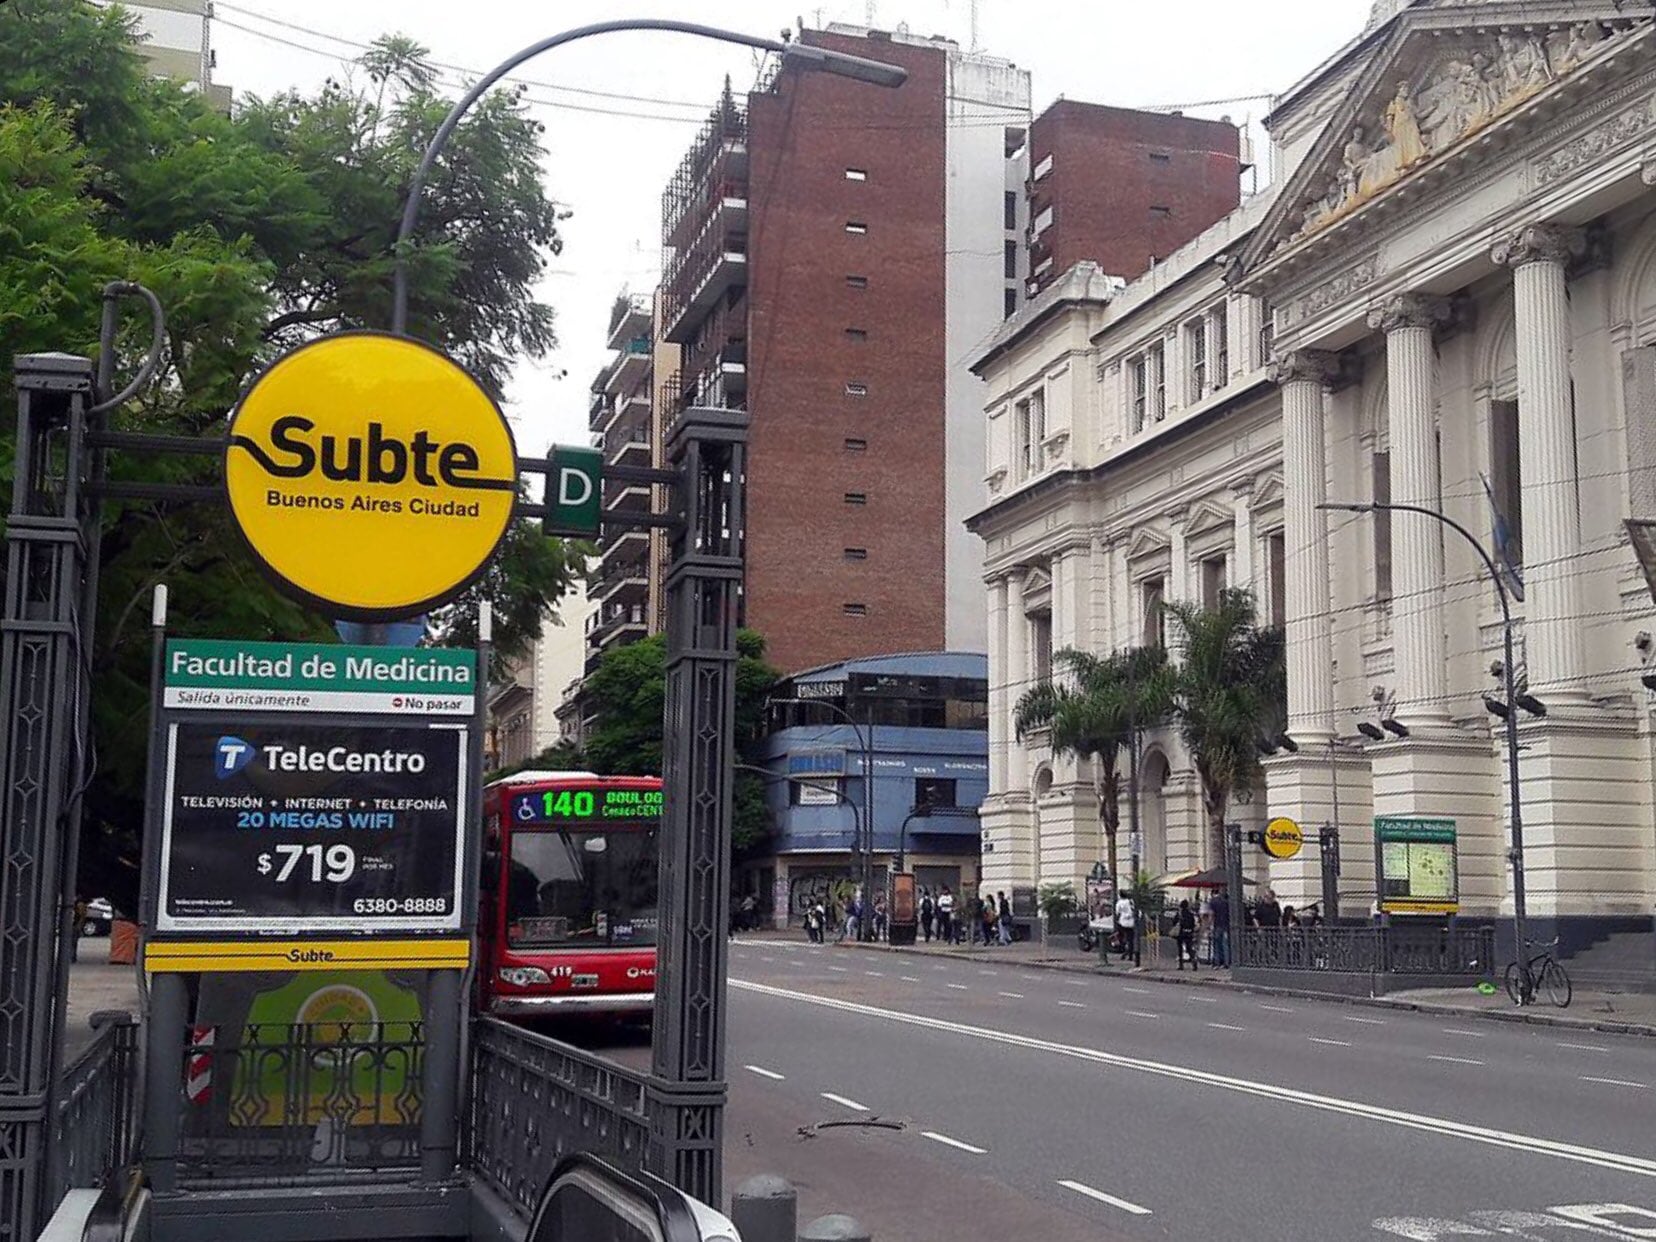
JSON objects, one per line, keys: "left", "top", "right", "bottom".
{"left": 144, "top": 938, "right": 470, "bottom": 973}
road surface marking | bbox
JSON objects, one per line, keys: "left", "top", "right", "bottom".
{"left": 828, "top": 966, "right": 849, "bottom": 973}
{"left": 864, "top": 971, "right": 885, "bottom": 978}
{"left": 900, "top": 975, "right": 922, "bottom": 983}
{"left": 1121, "top": 986, "right": 1152, "bottom": 994}
{"left": 1125, "top": 1010, "right": 1159, "bottom": 1019}
{"left": 998, "top": 991, "right": 1025, "bottom": 999}
{"left": 1057, "top": 1180, "right": 1152, "bottom": 1216}
{"left": 1308, "top": 1037, "right": 1352, "bottom": 1047}
{"left": 1345, "top": 1015, "right": 1387, "bottom": 1025}
{"left": 1580, "top": 1076, "right": 1649, "bottom": 1089}
{"left": 760, "top": 956, "right": 776, "bottom": 963}
{"left": 1442, "top": 1027, "right": 1486, "bottom": 1038}
{"left": 1427, "top": 1055, "right": 1485, "bottom": 1066}
{"left": 1058, "top": 1001, "right": 1087, "bottom": 1009}
{"left": 1207, "top": 1022, "right": 1246, "bottom": 1032}
{"left": 922, "top": 1131, "right": 987, "bottom": 1154}
{"left": 1187, "top": 995, "right": 1220, "bottom": 1004}
{"left": 1557, "top": 1042, "right": 1609, "bottom": 1053}
{"left": 946, "top": 983, "right": 969, "bottom": 990}
{"left": 745, "top": 1065, "right": 785, "bottom": 1081}
{"left": 821, "top": 1092, "right": 869, "bottom": 1111}
{"left": 1259, "top": 1004, "right": 1296, "bottom": 1013}
{"left": 932, "top": 965, "right": 949, "bottom": 971}
{"left": 978, "top": 970, "right": 999, "bottom": 977}
{"left": 733, "top": 977, "right": 1656, "bottom": 1179}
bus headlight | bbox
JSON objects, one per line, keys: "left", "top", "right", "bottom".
{"left": 498, "top": 966, "right": 551, "bottom": 987}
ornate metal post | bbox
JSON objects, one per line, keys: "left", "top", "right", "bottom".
{"left": 0, "top": 353, "right": 95, "bottom": 1240}
{"left": 649, "top": 406, "right": 748, "bottom": 1203}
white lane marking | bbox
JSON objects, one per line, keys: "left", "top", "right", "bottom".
{"left": 745, "top": 1065, "right": 785, "bottom": 1080}
{"left": 1345, "top": 1015, "right": 1387, "bottom": 1025}
{"left": 1058, "top": 1001, "right": 1087, "bottom": 1009}
{"left": 978, "top": 970, "right": 999, "bottom": 977}
{"left": 922, "top": 1131, "right": 987, "bottom": 1154}
{"left": 864, "top": 971, "right": 886, "bottom": 978}
{"left": 732, "top": 977, "right": 1656, "bottom": 1179}
{"left": 932, "top": 965, "right": 949, "bottom": 971}
{"left": 1557, "top": 1042, "right": 1609, "bottom": 1053}
{"left": 1580, "top": 1076, "right": 1650, "bottom": 1090}
{"left": 1259, "top": 1004, "right": 1296, "bottom": 1014}
{"left": 828, "top": 966, "right": 849, "bottom": 974}
{"left": 1428, "top": 1055, "right": 1485, "bottom": 1067}
{"left": 1442, "top": 1028, "right": 1486, "bottom": 1038}
{"left": 946, "top": 983, "right": 969, "bottom": 991}
{"left": 998, "top": 991, "right": 1025, "bottom": 999}
{"left": 1121, "top": 986, "right": 1152, "bottom": 994}
{"left": 821, "top": 1092, "right": 869, "bottom": 1111}
{"left": 1207, "top": 1022, "right": 1246, "bottom": 1032}
{"left": 1187, "top": 995, "right": 1220, "bottom": 1004}
{"left": 899, "top": 975, "right": 922, "bottom": 983}
{"left": 1124, "top": 1010, "right": 1159, "bottom": 1020}
{"left": 1057, "top": 1180, "right": 1152, "bottom": 1216}
{"left": 1308, "top": 1037, "right": 1352, "bottom": 1047}
{"left": 1066, "top": 978, "right": 1089, "bottom": 987}
{"left": 759, "top": 956, "right": 776, "bottom": 963}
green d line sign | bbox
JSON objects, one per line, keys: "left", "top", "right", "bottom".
{"left": 164, "top": 639, "right": 475, "bottom": 715}
{"left": 543, "top": 444, "right": 602, "bottom": 538}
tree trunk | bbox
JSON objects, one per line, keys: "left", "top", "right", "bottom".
{"left": 1204, "top": 784, "right": 1228, "bottom": 871}
{"left": 1100, "top": 770, "right": 1122, "bottom": 885}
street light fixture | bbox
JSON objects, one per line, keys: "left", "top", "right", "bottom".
{"left": 1356, "top": 720, "right": 1386, "bottom": 741}
{"left": 1321, "top": 499, "right": 1535, "bottom": 1002}
{"left": 1380, "top": 718, "right": 1410, "bottom": 739}
{"left": 389, "top": 20, "right": 906, "bottom": 333}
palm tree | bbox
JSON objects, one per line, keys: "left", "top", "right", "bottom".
{"left": 1013, "top": 646, "right": 1169, "bottom": 883}
{"left": 1162, "top": 587, "right": 1287, "bottom": 866}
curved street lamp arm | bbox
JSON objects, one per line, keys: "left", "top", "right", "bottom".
{"left": 1321, "top": 500, "right": 1511, "bottom": 629}
{"left": 391, "top": 20, "right": 905, "bottom": 334}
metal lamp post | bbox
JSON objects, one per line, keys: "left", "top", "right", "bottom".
{"left": 1320, "top": 500, "right": 1544, "bottom": 1001}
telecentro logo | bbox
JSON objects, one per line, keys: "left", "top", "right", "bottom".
{"left": 214, "top": 736, "right": 256, "bottom": 779}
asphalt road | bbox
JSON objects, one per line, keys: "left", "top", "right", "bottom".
{"left": 589, "top": 937, "right": 1656, "bottom": 1240}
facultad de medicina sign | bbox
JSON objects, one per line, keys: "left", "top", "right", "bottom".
{"left": 163, "top": 638, "right": 475, "bottom": 715}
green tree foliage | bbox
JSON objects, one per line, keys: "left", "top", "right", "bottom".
{"left": 578, "top": 631, "right": 779, "bottom": 856}
{"left": 1014, "top": 646, "right": 1168, "bottom": 883}
{"left": 0, "top": 1, "right": 580, "bottom": 909}
{"left": 1162, "top": 588, "right": 1287, "bottom": 866}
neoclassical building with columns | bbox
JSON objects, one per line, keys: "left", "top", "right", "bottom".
{"left": 969, "top": 0, "right": 1656, "bottom": 960}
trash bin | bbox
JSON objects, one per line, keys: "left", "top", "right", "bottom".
{"left": 108, "top": 919, "right": 138, "bottom": 965}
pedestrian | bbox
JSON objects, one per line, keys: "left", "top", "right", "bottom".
{"left": 1175, "top": 898, "right": 1198, "bottom": 970}
{"left": 1282, "top": 904, "right": 1301, "bottom": 929}
{"left": 920, "top": 888, "right": 935, "bottom": 942}
{"left": 71, "top": 895, "right": 87, "bottom": 964}
{"left": 1210, "top": 888, "right": 1231, "bottom": 967}
{"left": 981, "top": 895, "right": 997, "bottom": 946}
{"left": 936, "top": 886, "right": 955, "bottom": 943}
{"left": 1255, "top": 888, "right": 1282, "bottom": 928}
{"left": 1198, "top": 894, "right": 1215, "bottom": 964}
{"left": 997, "top": 891, "right": 1013, "bottom": 946}
{"left": 873, "top": 894, "right": 888, "bottom": 941}
{"left": 840, "top": 893, "right": 861, "bottom": 943}
{"left": 1114, "top": 890, "right": 1137, "bottom": 962}
{"left": 805, "top": 899, "right": 823, "bottom": 944}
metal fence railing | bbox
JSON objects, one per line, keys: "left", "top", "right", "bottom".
{"left": 177, "top": 1021, "right": 425, "bottom": 1185}
{"left": 467, "top": 1016, "right": 652, "bottom": 1220}
{"left": 1237, "top": 922, "right": 1495, "bottom": 976}
{"left": 47, "top": 1011, "right": 140, "bottom": 1206}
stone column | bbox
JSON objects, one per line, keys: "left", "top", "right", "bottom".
{"left": 988, "top": 577, "right": 1010, "bottom": 792}
{"left": 1493, "top": 224, "right": 1587, "bottom": 698}
{"left": 1368, "top": 294, "right": 1451, "bottom": 724}
{"left": 1110, "top": 535, "right": 1133, "bottom": 651}
{"left": 1006, "top": 572, "right": 1028, "bottom": 788}
{"left": 1268, "top": 350, "right": 1340, "bottom": 738}
{"left": 1230, "top": 477, "right": 1256, "bottom": 595}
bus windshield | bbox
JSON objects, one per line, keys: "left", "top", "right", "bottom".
{"left": 505, "top": 826, "right": 659, "bottom": 948}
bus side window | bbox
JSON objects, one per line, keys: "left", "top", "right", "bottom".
{"left": 481, "top": 850, "right": 501, "bottom": 929}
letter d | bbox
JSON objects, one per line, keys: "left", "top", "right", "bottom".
{"left": 558, "top": 468, "right": 592, "bottom": 507}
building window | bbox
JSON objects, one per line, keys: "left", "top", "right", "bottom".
{"left": 1029, "top": 612, "right": 1052, "bottom": 682}
{"left": 1004, "top": 190, "right": 1017, "bottom": 230}
{"left": 843, "top": 547, "right": 868, "bottom": 560}
{"left": 1186, "top": 319, "right": 1207, "bottom": 403}
{"left": 1372, "top": 450, "right": 1392, "bottom": 600}
{"left": 1211, "top": 302, "right": 1229, "bottom": 387}
{"left": 1149, "top": 151, "right": 1171, "bottom": 163}
{"left": 914, "top": 777, "right": 958, "bottom": 809}
{"left": 1033, "top": 205, "right": 1054, "bottom": 236}
{"left": 1130, "top": 355, "right": 1148, "bottom": 432}
{"left": 847, "top": 274, "right": 869, "bottom": 289}
{"left": 1004, "top": 287, "right": 1018, "bottom": 319}
{"left": 845, "top": 221, "right": 868, "bottom": 235}
{"left": 844, "top": 437, "right": 868, "bottom": 452}
{"left": 845, "top": 167, "right": 868, "bottom": 181}
{"left": 1142, "top": 577, "right": 1166, "bottom": 647}
{"left": 1267, "top": 532, "right": 1286, "bottom": 627}
{"left": 1004, "top": 240, "right": 1017, "bottom": 279}
{"left": 1200, "top": 554, "right": 1228, "bottom": 609}
{"left": 1032, "top": 152, "right": 1053, "bottom": 181}
{"left": 1489, "top": 398, "right": 1523, "bottom": 570}
{"left": 1015, "top": 389, "right": 1045, "bottom": 480}
{"left": 1259, "top": 305, "right": 1275, "bottom": 365}
{"left": 845, "top": 381, "right": 868, "bottom": 397}
{"left": 843, "top": 602, "right": 868, "bottom": 616}
{"left": 1148, "top": 342, "right": 1166, "bottom": 423}
{"left": 845, "top": 327, "right": 868, "bottom": 342}
{"left": 1150, "top": 205, "right": 1172, "bottom": 217}
{"left": 844, "top": 492, "right": 867, "bottom": 506}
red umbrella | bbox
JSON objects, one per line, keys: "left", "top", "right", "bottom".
{"left": 1169, "top": 866, "right": 1256, "bottom": 889}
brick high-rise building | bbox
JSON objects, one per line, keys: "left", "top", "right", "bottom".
{"left": 1025, "top": 100, "right": 1242, "bottom": 294}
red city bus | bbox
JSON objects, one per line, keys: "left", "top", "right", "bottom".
{"left": 477, "top": 770, "right": 661, "bottom": 1020}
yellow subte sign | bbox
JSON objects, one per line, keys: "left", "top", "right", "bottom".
{"left": 1263, "top": 816, "right": 1304, "bottom": 860}
{"left": 224, "top": 332, "right": 517, "bottom": 620}
{"left": 144, "top": 938, "right": 470, "bottom": 973}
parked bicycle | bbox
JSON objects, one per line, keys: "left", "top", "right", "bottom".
{"left": 1504, "top": 937, "right": 1571, "bottom": 1008}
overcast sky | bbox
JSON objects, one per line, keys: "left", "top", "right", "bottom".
{"left": 210, "top": 0, "right": 1374, "bottom": 451}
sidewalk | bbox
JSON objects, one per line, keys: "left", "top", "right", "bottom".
{"left": 768, "top": 929, "right": 1656, "bottom": 1038}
